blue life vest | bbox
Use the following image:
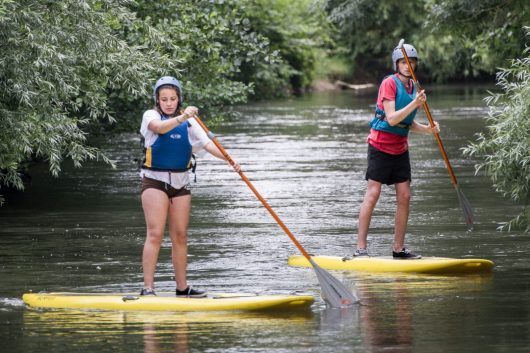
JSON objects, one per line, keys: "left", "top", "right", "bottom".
{"left": 369, "top": 75, "right": 417, "bottom": 136}
{"left": 142, "top": 116, "right": 193, "bottom": 172}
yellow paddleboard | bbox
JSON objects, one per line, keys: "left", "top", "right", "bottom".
{"left": 22, "top": 292, "right": 314, "bottom": 312}
{"left": 288, "top": 255, "right": 494, "bottom": 274}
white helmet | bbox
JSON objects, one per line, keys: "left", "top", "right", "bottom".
{"left": 392, "top": 44, "right": 418, "bottom": 71}
{"left": 153, "top": 76, "right": 183, "bottom": 103}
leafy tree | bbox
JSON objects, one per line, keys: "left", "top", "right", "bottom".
{"left": 114, "top": 0, "right": 276, "bottom": 123}
{"left": 0, "top": 0, "right": 280, "bottom": 203}
{"left": 0, "top": 0, "right": 166, "bottom": 203}
{"left": 324, "top": 0, "right": 530, "bottom": 82}
{"left": 237, "top": 0, "right": 334, "bottom": 97}
{"left": 424, "top": 0, "right": 530, "bottom": 81}
{"left": 323, "top": 0, "right": 426, "bottom": 81}
{"left": 463, "top": 30, "right": 530, "bottom": 232}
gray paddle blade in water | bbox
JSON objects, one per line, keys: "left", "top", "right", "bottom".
{"left": 310, "top": 258, "right": 358, "bottom": 307}
{"left": 455, "top": 185, "right": 474, "bottom": 231}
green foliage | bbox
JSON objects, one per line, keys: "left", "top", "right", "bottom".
{"left": 0, "top": 0, "right": 163, "bottom": 195}
{"left": 463, "top": 31, "right": 530, "bottom": 232}
{"left": 324, "top": 0, "right": 426, "bottom": 80}
{"left": 107, "top": 0, "right": 279, "bottom": 128}
{"left": 324, "top": 0, "right": 529, "bottom": 82}
{"left": 314, "top": 54, "right": 351, "bottom": 80}
{"left": 424, "top": 0, "right": 530, "bottom": 81}
{"left": 132, "top": 1, "right": 271, "bottom": 104}
{"left": 0, "top": 0, "right": 277, "bottom": 200}
{"left": 238, "top": 0, "right": 334, "bottom": 97}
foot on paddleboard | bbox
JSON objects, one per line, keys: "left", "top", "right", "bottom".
{"left": 342, "top": 248, "right": 369, "bottom": 261}
{"left": 354, "top": 248, "right": 369, "bottom": 257}
{"left": 392, "top": 247, "right": 421, "bottom": 259}
{"left": 140, "top": 288, "right": 156, "bottom": 296}
{"left": 176, "top": 286, "right": 207, "bottom": 298}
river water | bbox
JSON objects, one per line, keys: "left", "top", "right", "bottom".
{"left": 1, "top": 87, "right": 529, "bottom": 353}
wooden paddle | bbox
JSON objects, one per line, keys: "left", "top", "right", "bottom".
{"left": 193, "top": 116, "right": 358, "bottom": 308}
{"left": 397, "top": 39, "right": 474, "bottom": 230}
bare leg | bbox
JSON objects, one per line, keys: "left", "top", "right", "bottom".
{"left": 357, "top": 179, "right": 382, "bottom": 249}
{"left": 167, "top": 194, "right": 191, "bottom": 291}
{"left": 141, "top": 189, "right": 170, "bottom": 289}
{"left": 393, "top": 181, "right": 411, "bottom": 251}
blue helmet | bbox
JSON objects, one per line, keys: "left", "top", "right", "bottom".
{"left": 153, "top": 76, "right": 183, "bottom": 103}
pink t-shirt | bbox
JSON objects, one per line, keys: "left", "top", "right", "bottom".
{"left": 367, "top": 74, "right": 414, "bottom": 155}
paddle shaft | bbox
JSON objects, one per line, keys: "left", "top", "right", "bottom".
{"left": 399, "top": 44, "right": 458, "bottom": 186}
{"left": 398, "top": 40, "right": 473, "bottom": 229}
{"left": 193, "top": 116, "right": 313, "bottom": 260}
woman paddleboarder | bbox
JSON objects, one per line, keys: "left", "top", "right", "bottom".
{"left": 139, "top": 76, "right": 240, "bottom": 297}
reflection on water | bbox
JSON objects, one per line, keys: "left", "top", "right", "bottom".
{"left": 318, "top": 272, "right": 493, "bottom": 353}
{"left": 2, "top": 88, "right": 530, "bottom": 353}
{"left": 357, "top": 288, "right": 414, "bottom": 353}
{"left": 370, "top": 275, "right": 491, "bottom": 353}
{"left": 22, "top": 310, "right": 314, "bottom": 353}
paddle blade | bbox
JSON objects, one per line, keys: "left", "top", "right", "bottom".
{"left": 310, "top": 259, "right": 358, "bottom": 307}
{"left": 455, "top": 185, "right": 474, "bottom": 231}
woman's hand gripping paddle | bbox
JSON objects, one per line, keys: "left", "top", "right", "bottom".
{"left": 397, "top": 39, "right": 474, "bottom": 230}
{"left": 194, "top": 116, "right": 358, "bottom": 308}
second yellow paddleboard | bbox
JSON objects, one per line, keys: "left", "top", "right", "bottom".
{"left": 288, "top": 255, "right": 494, "bottom": 274}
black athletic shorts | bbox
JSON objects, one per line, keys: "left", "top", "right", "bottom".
{"left": 141, "top": 176, "right": 191, "bottom": 198}
{"left": 365, "top": 144, "right": 411, "bottom": 185}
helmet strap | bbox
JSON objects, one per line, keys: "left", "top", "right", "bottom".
{"left": 397, "top": 69, "right": 412, "bottom": 80}
{"left": 396, "top": 60, "right": 415, "bottom": 79}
